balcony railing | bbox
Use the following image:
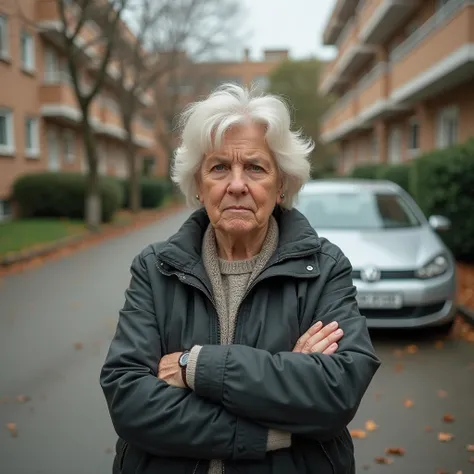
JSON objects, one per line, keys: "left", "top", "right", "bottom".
{"left": 390, "top": 0, "right": 471, "bottom": 62}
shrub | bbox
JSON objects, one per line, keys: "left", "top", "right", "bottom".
{"left": 120, "top": 177, "right": 170, "bottom": 209}
{"left": 12, "top": 172, "right": 123, "bottom": 222}
{"left": 410, "top": 138, "right": 474, "bottom": 261}
{"left": 377, "top": 163, "right": 412, "bottom": 194}
{"left": 349, "top": 163, "right": 385, "bottom": 180}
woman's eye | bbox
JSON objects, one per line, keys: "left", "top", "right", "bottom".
{"left": 212, "top": 164, "right": 226, "bottom": 172}
{"left": 249, "top": 164, "right": 264, "bottom": 172}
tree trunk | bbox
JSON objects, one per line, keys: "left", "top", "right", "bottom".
{"left": 126, "top": 127, "right": 141, "bottom": 213}
{"left": 83, "top": 118, "right": 102, "bottom": 231}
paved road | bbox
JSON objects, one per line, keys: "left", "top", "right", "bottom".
{"left": 0, "top": 209, "right": 472, "bottom": 474}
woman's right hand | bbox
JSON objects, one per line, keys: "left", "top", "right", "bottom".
{"left": 292, "top": 321, "right": 343, "bottom": 355}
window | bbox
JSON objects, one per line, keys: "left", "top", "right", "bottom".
{"left": 0, "top": 108, "right": 14, "bottom": 154}
{"left": 25, "top": 117, "right": 39, "bottom": 157}
{"left": 0, "top": 199, "right": 12, "bottom": 221}
{"left": 437, "top": 106, "right": 458, "bottom": 149}
{"left": 388, "top": 126, "right": 402, "bottom": 163}
{"left": 408, "top": 118, "right": 420, "bottom": 157}
{"left": 296, "top": 191, "right": 421, "bottom": 231}
{"left": 63, "top": 129, "right": 75, "bottom": 162}
{"left": 0, "top": 15, "right": 9, "bottom": 59}
{"left": 21, "top": 30, "right": 35, "bottom": 72}
{"left": 44, "top": 47, "right": 60, "bottom": 82}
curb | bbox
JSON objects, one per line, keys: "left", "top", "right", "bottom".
{"left": 458, "top": 304, "right": 474, "bottom": 328}
{"left": 0, "top": 202, "right": 184, "bottom": 271}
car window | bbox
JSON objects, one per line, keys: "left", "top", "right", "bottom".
{"left": 296, "top": 190, "right": 422, "bottom": 230}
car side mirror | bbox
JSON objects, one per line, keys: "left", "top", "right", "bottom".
{"left": 429, "top": 215, "right": 451, "bottom": 232}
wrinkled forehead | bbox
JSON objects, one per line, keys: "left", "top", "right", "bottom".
{"left": 205, "top": 122, "right": 271, "bottom": 157}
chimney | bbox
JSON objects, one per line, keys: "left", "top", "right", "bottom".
{"left": 244, "top": 48, "right": 251, "bottom": 62}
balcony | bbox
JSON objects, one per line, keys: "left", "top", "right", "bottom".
{"left": 390, "top": 0, "right": 474, "bottom": 104}
{"left": 321, "top": 19, "right": 376, "bottom": 94}
{"left": 323, "top": 0, "right": 361, "bottom": 45}
{"left": 39, "top": 73, "right": 83, "bottom": 125}
{"left": 133, "top": 119, "right": 155, "bottom": 150}
{"left": 320, "top": 91, "right": 361, "bottom": 142}
{"left": 359, "top": 0, "right": 421, "bottom": 45}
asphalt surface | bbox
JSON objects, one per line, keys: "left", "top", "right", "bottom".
{"left": 0, "top": 209, "right": 473, "bottom": 474}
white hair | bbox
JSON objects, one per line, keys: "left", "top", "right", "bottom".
{"left": 171, "top": 83, "right": 314, "bottom": 209}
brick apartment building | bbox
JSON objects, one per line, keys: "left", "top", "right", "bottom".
{"left": 0, "top": 2, "right": 288, "bottom": 221}
{"left": 319, "top": 0, "right": 474, "bottom": 174}
{"left": 0, "top": 0, "right": 160, "bottom": 220}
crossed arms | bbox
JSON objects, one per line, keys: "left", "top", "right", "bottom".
{"left": 99, "top": 251, "right": 381, "bottom": 461}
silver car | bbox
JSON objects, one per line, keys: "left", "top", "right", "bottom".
{"left": 296, "top": 179, "right": 457, "bottom": 332}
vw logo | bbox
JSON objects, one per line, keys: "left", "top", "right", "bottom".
{"left": 361, "top": 266, "right": 381, "bottom": 283}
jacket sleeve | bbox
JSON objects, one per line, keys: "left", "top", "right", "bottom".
{"left": 99, "top": 250, "right": 270, "bottom": 460}
{"left": 191, "top": 252, "right": 381, "bottom": 441}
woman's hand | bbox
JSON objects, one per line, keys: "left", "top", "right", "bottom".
{"left": 293, "top": 321, "right": 343, "bottom": 355}
{"left": 158, "top": 352, "right": 186, "bottom": 388}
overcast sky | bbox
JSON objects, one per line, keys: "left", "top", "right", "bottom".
{"left": 239, "top": 0, "right": 337, "bottom": 61}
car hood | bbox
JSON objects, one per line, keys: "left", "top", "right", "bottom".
{"left": 316, "top": 226, "right": 446, "bottom": 269}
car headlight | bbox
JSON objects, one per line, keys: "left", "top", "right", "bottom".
{"left": 415, "top": 254, "right": 449, "bottom": 279}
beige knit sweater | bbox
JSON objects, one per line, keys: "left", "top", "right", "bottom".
{"left": 186, "top": 216, "right": 291, "bottom": 473}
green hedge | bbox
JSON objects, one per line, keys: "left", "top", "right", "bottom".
{"left": 345, "top": 137, "right": 474, "bottom": 261}
{"left": 376, "top": 163, "right": 411, "bottom": 194}
{"left": 410, "top": 138, "right": 474, "bottom": 261}
{"left": 12, "top": 172, "right": 123, "bottom": 222}
{"left": 120, "top": 177, "right": 171, "bottom": 209}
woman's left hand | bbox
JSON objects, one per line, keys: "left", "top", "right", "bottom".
{"left": 158, "top": 352, "right": 186, "bottom": 388}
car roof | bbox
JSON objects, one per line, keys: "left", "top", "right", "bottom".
{"left": 299, "top": 178, "right": 401, "bottom": 194}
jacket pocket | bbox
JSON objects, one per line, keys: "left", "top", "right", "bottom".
{"left": 318, "top": 430, "right": 354, "bottom": 474}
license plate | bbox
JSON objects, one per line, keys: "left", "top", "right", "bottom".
{"left": 357, "top": 293, "right": 403, "bottom": 309}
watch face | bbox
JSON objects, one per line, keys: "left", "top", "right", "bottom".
{"left": 179, "top": 352, "right": 190, "bottom": 367}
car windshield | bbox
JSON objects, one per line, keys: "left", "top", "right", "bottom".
{"left": 296, "top": 190, "right": 422, "bottom": 230}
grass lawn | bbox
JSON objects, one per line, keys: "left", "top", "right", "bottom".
{"left": 0, "top": 219, "right": 87, "bottom": 257}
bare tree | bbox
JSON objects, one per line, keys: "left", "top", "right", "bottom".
{"left": 111, "top": 0, "right": 247, "bottom": 210}
{"left": 56, "top": 0, "right": 129, "bottom": 230}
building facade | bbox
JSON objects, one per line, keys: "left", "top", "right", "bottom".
{"left": 320, "top": 0, "right": 474, "bottom": 174}
{"left": 0, "top": 0, "right": 157, "bottom": 219}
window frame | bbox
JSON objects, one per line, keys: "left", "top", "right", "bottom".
{"left": 0, "top": 107, "right": 14, "bottom": 155}
{"left": 0, "top": 14, "right": 9, "bottom": 60}
{"left": 21, "top": 29, "right": 35, "bottom": 73}
{"left": 24, "top": 116, "right": 40, "bottom": 158}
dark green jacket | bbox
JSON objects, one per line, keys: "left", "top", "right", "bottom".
{"left": 100, "top": 206, "right": 381, "bottom": 474}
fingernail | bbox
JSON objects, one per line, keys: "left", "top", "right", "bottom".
{"left": 314, "top": 321, "right": 323, "bottom": 328}
{"left": 335, "top": 329, "right": 343, "bottom": 336}
{"left": 329, "top": 321, "right": 338, "bottom": 329}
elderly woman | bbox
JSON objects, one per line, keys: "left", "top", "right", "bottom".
{"left": 100, "top": 84, "right": 381, "bottom": 474}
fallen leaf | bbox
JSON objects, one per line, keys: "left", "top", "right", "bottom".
{"left": 350, "top": 429, "right": 367, "bottom": 439}
{"left": 469, "top": 456, "right": 474, "bottom": 463}
{"left": 393, "top": 349, "right": 403, "bottom": 358}
{"left": 394, "top": 363, "right": 404, "bottom": 373}
{"left": 438, "top": 432, "right": 454, "bottom": 442}
{"left": 385, "top": 447, "right": 405, "bottom": 456}
{"left": 437, "top": 389, "right": 448, "bottom": 398}
{"left": 105, "top": 448, "right": 113, "bottom": 454}
{"left": 455, "top": 471, "right": 463, "bottom": 474}
{"left": 442, "top": 414, "right": 455, "bottom": 423}
{"left": 406, "top": 344, "right": 418, "bottom": 354}
{"left": 437, "top": 470, "right": 448, "bottom": 474}
{"left": 375, "top": 456, "right": 393, "bottom": 464}
{"left": 365, "top": 420, "right": 378, "bottom": 432}
{"left": 375, "top": 392, "right": 382, "bottom": 400}
{"left": 404, "top": 399, "right": 414, "bottom": 408}
{"left": 425, "top": 426, "right": 433, "bottom": 432}
{"left": 6, "top": 423, "right": 18, "bottom": 438}
{"left": 15, "top": 395, "right": 31, "bottom": 404}
{"left": 74, "top": 342, "right": 83, "bottom": 350}
{"left": 467, "top": 445, "right": 474, "bottom": 452}
{"left": 434, "top": 340, "right": 445, "bottom": 349}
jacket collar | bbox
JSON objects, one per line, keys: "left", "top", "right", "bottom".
{"left": 157, "top": 206, "right": 321, "bottom": 279}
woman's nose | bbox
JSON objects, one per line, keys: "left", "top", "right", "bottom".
{"left": 227, "top": 168, "right": 247, "bottom": 194}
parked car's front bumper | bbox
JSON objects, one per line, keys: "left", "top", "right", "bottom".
{"left": 354, "top": 269, "right": 457, "bottom": 329}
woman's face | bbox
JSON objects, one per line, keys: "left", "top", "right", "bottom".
{"left": 197, "top": 122, "right": 282, "bottom": 237}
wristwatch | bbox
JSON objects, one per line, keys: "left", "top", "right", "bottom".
{"left": 178, "top": 350, "right": 191, "bottom": 388}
